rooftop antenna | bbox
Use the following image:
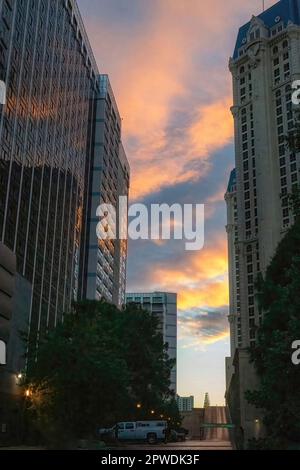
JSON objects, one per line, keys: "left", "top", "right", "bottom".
{"left": 262, "top": 0, "right": 265, "bottom": 11}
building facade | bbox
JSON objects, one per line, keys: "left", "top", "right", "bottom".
{"left": 225, "top": 169, "right": 238, "bottom": 391}
{"left": 0, "top": 0, "right": 100, "bottom": 343}
{"left": 0, "top": 0, "right": 129, "bottom": 444}
{"left": 226, "top": 0, "right": 300, "bottom": 445}
{"left": 80, "top": 75, "right": 130, "bottom": 308}
{"left": 126, "top": 292, "right": 177, "bottom": 393}
{"left": 176, "top": 395, "right": 194, "bottom": 412}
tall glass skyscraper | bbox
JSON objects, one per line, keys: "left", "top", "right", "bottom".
{"left": 0, "top": 0, "right": 129, "bottom": 443}
{"left": 0, "top": 0, "right": 100, "bottom": 341}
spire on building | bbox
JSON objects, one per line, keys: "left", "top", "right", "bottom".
{"left": 204, "top": 393, "right": 210, "bottom": 408}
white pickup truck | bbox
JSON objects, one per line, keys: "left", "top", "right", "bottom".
{"left": 116, "top": 420, "right": 167, "bottom": 444}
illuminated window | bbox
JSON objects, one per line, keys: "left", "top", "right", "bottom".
{"left": 0, "top": 340, "right": 6, "bottom": 365}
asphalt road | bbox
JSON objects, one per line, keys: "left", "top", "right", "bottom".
{"left": 121, "top": 439, "right": 232, "bottom": 450}
{"left": 121, "top": 407, "right": 233, "bottom": 450}
{"left": 203, "top": 406, "right": 230, "bottom": 441}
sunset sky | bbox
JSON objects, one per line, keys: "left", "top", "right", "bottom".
{"left": 78, "top": 0, "right": 277, "bottom": 406}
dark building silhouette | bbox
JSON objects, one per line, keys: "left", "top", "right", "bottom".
{"left": 0, "top": 1, "right": 130, "bottom": 444}
{"left": 0, "top": 0, "right": 99, "bottom": 444}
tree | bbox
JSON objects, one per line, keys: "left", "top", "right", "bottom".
{"left": 121, "top": 302, "right": 175, "bottom": 415}
{"left": 285, "top": 114, "right": 300, "bottom": 219}
{"left": 22, "top": 300, "right": 177, "bottom": 447}
{"left": 245, "top": 217, "right": 300, "bottom": 449}
{"left": 288, "top": 185, "right": 300, "bottom": 219}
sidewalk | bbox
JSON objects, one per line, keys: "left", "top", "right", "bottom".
{"left": 0, "top": 446, "right": 45, "bottom": 450}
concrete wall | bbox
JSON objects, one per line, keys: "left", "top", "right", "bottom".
{"left": 226, "top": 349, "right": 265, "bottom": 448}
{"left": 181, "top": 408, "right": 205, "bottom": 439}
{"left": 0, "top": 272, "right": 32, "bottom": 445}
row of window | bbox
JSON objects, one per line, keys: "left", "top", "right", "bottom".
{"left": 275, "top": 86, "right": 298, "bottom": 226}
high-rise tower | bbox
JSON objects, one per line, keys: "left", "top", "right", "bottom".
{"left": 0, "top": 0, "right": 130, "bottom": 444}
{"left": 80, "top": 75, "right": 130, "bottom": 308}
{"left": 226, "top": 0, "right": 300, "bottom": 445}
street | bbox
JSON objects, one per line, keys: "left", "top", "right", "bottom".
{"left": 0, "top": 407, "right": 234, "bottom": 451}
{"left": 120, "top": 406, "right": 233, "bottom": 450}
{"left": 119, "top": 406, "right": 232, "bottom": 451}
{"left": 203, "top": 406, "right": 230, "bottom": 441}
{"left": 120, "top": 439, "right": 232, "bottom": 451}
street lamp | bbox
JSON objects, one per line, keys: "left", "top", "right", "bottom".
{"left": 16, "top": 373, "right": 23, "bottom": 384}
{"left": 151, "top": 410, "right": 155, "bottom": 415}
{"left": 136, "top": 403, "right": 142, "bottom": 409}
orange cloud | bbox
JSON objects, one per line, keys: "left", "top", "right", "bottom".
{"left": 203, "top": 331, "right": 229, "bottom": 345}
{"left": 80, "top": 0, "right": 279, "bottom": 200}
{"left": 135, "top": 238, "right": 229, "bottom": 310}
{"left": 81, "top": 0, "right": 262, "bottom": 200}
{"left": 178, "top": 282, "right": 229, "bottom": 310}
{"left": 155, "top": 241, "right": 227, "bottom": 280}
{"left": 189, "top": 99, "right": 233, "bottom": 159}
{"left": 128, "top": 98, "right": 233, "bottom": 199}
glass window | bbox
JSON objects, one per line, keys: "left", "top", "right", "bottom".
{"left": 125, "top": 423, "right": 134, "bottom": 430}
{"left": 291, "top": 173, "right": 298, "bottom": 183}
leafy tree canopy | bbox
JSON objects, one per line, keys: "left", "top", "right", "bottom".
{"left": 246, "top": 217, "right": 300, "bottom": 449}
{"left": 23, "top": 300, "right": 178, "bottom": 447}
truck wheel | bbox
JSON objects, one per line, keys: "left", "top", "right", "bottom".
{"left": 147, "top": 433, "right": 157, "bottom": 444}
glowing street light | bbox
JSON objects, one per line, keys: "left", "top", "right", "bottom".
{"left": 136, "top": 403, "right": 142, "bottom": 409}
